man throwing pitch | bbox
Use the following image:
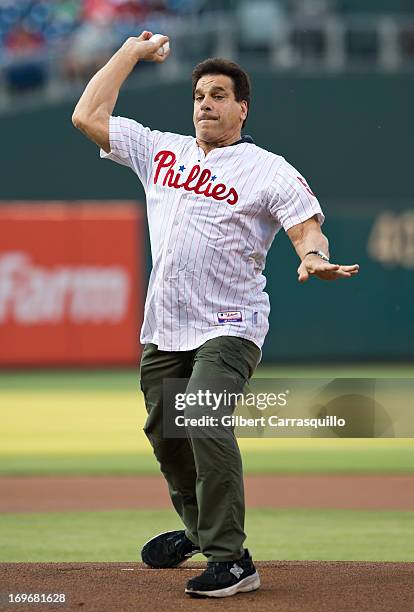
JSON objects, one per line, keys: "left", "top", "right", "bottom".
{"left": 72, "top": 31, "right": 359, "bottom": 598}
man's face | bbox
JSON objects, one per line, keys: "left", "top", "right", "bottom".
{"left": 193, "top": 74, "right": 248, "bottom": 143}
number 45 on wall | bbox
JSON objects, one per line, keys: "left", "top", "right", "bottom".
{"left": 367, "top": 210, "right": 414, "bottom": 269}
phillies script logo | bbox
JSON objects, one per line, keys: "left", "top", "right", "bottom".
{"left": 153, "top": 150, "right": 239, "bottom": 205}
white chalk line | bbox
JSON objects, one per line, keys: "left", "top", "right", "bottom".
{"left": 120, "top": 568, "right": 197, "bottom": 572}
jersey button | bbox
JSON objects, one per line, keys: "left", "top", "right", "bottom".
{"left": 167, "top": 249, "right": 172, "bottom": 254}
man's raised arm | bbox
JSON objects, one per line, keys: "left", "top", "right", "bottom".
{"left": 72, "top": 31, "right": 170, "bottom": 153}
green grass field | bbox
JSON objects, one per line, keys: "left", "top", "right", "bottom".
{"left": 1, "top": 508, "right": 414, "bottom": 563}
{"left": 1, "top": 365, "right": 414, "bottom": 476}
{"left": 1, "top": 366, "right": 413, "bottom": 563}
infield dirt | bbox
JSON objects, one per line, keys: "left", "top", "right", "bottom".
{"left": 1, "top": 474, "right": 414, "bottom": 513}
{"left": 1, "top": 560, "right": 414, "bottom": 611}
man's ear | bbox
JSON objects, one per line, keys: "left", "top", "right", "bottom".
{"left": 240, "top": 100, "right": 248, "bottom": 122}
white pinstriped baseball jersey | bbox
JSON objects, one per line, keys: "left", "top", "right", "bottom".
{"left": 100, "top": 115, "right": 324, "bottom": 353}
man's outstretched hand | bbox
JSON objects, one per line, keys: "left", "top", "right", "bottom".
{"left": 297, "top": 254, "right": 359, "bottom": 283}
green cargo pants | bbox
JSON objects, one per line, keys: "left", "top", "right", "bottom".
{"left": 139, "top": 335, "right": 261, "bottom": 562}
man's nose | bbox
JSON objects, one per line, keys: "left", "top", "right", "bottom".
{"left": 200, "top": 98, "right": 213, "bottom": 110}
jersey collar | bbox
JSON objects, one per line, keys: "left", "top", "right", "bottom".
{"left": 229, "top": 134, "right": 255, "bottom": 146}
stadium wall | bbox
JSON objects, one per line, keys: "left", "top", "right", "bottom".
{"left": 1, "top": 72, "right": 412, "bottom": 362}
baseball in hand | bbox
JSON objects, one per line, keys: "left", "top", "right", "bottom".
{"left": 150, "top": 33, "right": 170, "bottom": 56}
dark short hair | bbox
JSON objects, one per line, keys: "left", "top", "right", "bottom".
{"left": 191, "top": 58, "right": 251, "bottom": 128}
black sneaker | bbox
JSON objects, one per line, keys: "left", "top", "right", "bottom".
{"left": 185, "top": 549, "right": 260, "bottom": 598}
{"left": 141, "top": 530, "right": 200, "bottom": 568}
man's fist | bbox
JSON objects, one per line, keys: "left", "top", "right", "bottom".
{"left": 123, "top": 31, "right": 170, "bottom": 63}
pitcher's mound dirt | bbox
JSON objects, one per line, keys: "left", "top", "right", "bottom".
{"left": 1, "top": 561, "right": 413, "bottom": 612}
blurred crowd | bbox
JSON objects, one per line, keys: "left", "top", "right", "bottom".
{"left": 0, "top": 0, "right": 200, "bottom": 92}
{"left": 1, "top": 0, "right": 414, "bottom": 95}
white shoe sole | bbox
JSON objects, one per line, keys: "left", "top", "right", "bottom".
{"left": 185, "top": 571, "right": 261, "bottom": 598}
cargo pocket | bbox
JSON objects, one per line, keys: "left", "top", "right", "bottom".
{"left": 219, "top": 338, "right": 260, "bottom": 383}
{"left": 218, "top": 343, "right": 251, "bottom": 384}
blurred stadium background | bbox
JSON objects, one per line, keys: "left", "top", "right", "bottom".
{"left": 1, "top": 0, "right": 414, "bottom": 565}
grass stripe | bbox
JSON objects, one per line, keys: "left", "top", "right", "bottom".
{"left": 1, "top": 508, "right": 413, "bottom": 563}
{"left": 0, "top": 363, "right": 413, "bottom": 390}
